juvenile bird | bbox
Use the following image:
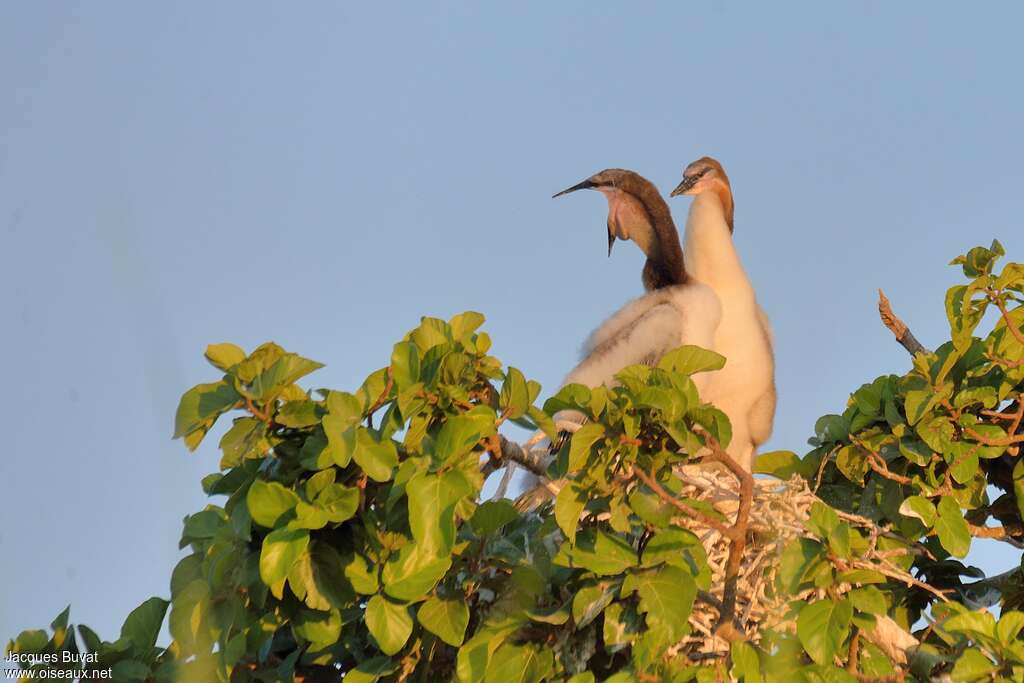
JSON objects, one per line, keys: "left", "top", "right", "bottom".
{"left": 552, "top": 162, "right": 774, "bottom": 471}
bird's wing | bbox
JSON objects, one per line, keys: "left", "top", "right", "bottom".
{"left": 579, "top": 289, "right": 673, "bottom": 359}
{"left": 563, "top": 284, "right": 721, "bottom": 390}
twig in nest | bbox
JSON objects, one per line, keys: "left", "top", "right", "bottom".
{"left": 878, "top": 289, "right": 929, "bottom": 356}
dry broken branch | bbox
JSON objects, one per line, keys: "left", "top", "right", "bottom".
{"left": 878, "top": 289, "right": 929, "bottom": 356}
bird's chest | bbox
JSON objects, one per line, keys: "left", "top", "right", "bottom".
{"left": 703, "top": 299, "right": 773, "bottom": 406}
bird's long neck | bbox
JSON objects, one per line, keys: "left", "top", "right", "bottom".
{"left": 635, "top": 188, "right": 687, "bottom": 291}
{"left": 682, "top": 192, "right": 747, "bottom": 292}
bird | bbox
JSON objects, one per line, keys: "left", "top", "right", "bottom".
{"left": 550, "top": 162, "right": 774, "bottom": 472}
{"left": 669, "top": 157, "right": 775, "bottom": 472}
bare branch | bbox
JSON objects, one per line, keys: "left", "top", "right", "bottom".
{"left": 878, "top": 289, "right": 929, "bottom": 356}
{"left": 480, "top": 434, "right": 549, "bottom": 479}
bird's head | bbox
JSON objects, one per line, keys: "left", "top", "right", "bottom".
{"left": 670, "top": 156, "right": 734, "bottom": 232}
{"left": 670, "top": 156, "right": 730, "bottom": 198}
{"left": 553, "top": 168, "right": 665, "bottom": 258}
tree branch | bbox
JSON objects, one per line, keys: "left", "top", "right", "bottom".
{"left": 703, "top": 435, "right": 754, "bottom": 641}
{"left": 480, "top": 434, "right": 549, "bottom": 479}
{"left": 633, "top": 467, "right": 733, "bottom": 538}
{"left": 878, "top": 289, "right": 929, "bottom": 356}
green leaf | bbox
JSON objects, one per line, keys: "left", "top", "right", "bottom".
{"left": 247, "top": 480, "right": 300, "bottom": 528}
{"left": 753, "top": 450, "right": 804, "bottom": 479}
{"left": 658, "top": 345, "right": 726, "bottom": 375}
{"left": 246, "top": 352, "right": 324, "bottom": 400}
{"left": 471, "top": 500, "right": 520, "bottom": 536}
{"left": 554, "top": 482, "right": 587, "bottom": 544}
{"left": 814, "top": 414, "right": 849, "bottom": 444}
{"left": 418, "top": 596, "right": 469, "bottom": 647}
{"left": 935, "top": 497, "right": 971, "bottom": 558}
{"left": 568, "top": 423, "right": 605, "bottom": 472}
{"left": 437, "top": 409, "right": 496, "bottom": 461}
{"left": 205, "top": 343, "right": 245, "bottom": 371}
{"left": 276, "top": 400, "right": 320, "bottom": 428}
{"left": 622, "top": 565, "right": 696, "bottom": 642}
{"left": 995, "top": 610, "right": 1024, "bottom": 644}
{"left": 847, "top": 586, "right": 886, "bottom": 615}
{"left": 382, "top": 544, "right": 451, "bottom": 601}
{"left": 835, "top": 444, "right": 869, "bottom": 484}
{"left": 288, "top": 542, "right": 355, "bottom": 611}
{"left": 567, "top": 530, "right": 637, "bottom": 575}
{"left": 181, "top": 509, "right": 225, "bottom": 543}
{"left": 353, "top": 428, "right": 399, "bottom": 482}
{"left": 111, "top": 661, "right": 150, "bottom": 682}
{"left": 219, "top": 417, "right": 270, "bottom": 467}
{"left": 688, "top": 406, "right": 733, "bottom": 448}
{"left": 450, "top": 311, "right": 486, "bottom": 339}
{"left": 326, "top": 390, "right": 364, "bottom": 429}
{"left": 343, "top": 552, "right": 379, "bottom": 595}
{"left": 408, "top": 471, "right": 472, "bottom": 554}
{"left": 603, "top": 602, "right": 642, "bottom": 651}
{"left": 174, "top": 380, "right": 241, "bottom": 441}
{"left": 168, "top": 580, "right": 210, "bottom": 647}
{"left": 119, "top": 597, "right": 169, "bottom": 652}
{"left": 391, "top": 341, "right": 421, "bottom": 388}
{"left": 410, "top": 317, "right": 452, "bottom": 352}
{"left": 566, "top": 674, "right": 596, "bottom": 683}
{"left": 456, "top": 619, "right": 523, "bottom": 683}
{"left": 730, "top": 641, "right": 762, "bottom": 682}
{"left": 898, "top": 495, "right": 936, "bottom": 527}
{"left": 294, "top": 483, "right": 360, "bottom": 530}
{"left": 640, "top": 528, "right": 705, "bottom": 573}
{"left": 949, "top": 451, "right": 979, "bottom": 484}
{"left": 292, "top": 608, "right": 342, "bottom": 650}
{"left": 1014, "top": 459, "right": 1024, "bottom": 530}
{"left": 365, "top": 595, "right": 413, "bottom": 656}
{"left": 949, "top": 648, "right": 997, "bottom": 682}
{"left": 898, "top": 437, "right": 932, "bottom": 466}
{"left": 904, "top": 388, "right": 938, "bottom": 426}
{"left": 778, "top": 538, "right": 826, "bottom": 593}
{"left": 572, "top": 578, "right": 620, "bottom": 629}
{"left": 797, "top": 598, "right": 852, "bottom": 665}
{"left": 344, "top": 657, "right": 399, "bottom": 683}
{"left": 500, "top": 367, "right": 530, "bottom": 419}
{"left": 917, "top": 415, "right": 955, "bottom": 454}
{"left": 259, "top": 527, "right": 310, "bottom": 588}
{"left": 807, "top": 501, "right": 840, "bottom": 537}
{"left": 527, "top": 405, "right": 557, "bottom": 442}
{"left": 484, "top": 644, "right": 553, "bottom": 683}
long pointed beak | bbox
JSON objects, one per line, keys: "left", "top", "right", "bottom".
{"left": 552, "top": 178, "right": 595, "bottom": 198}
{"left": 607, "top": 229, "right": 615, "bottom": 257}
{"left": 670, "top": 176, "right": 698, "bottom": 197}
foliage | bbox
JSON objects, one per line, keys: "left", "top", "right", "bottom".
{"left": 7, "top": 243, "right": 1024, "bottom": 682}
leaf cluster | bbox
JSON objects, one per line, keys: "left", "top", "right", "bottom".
{"left": 8, "top": 243, "right": 1024, "bottom": 682}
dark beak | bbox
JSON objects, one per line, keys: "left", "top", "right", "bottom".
{"left": 670, "top": 175, "right": 698, "bottom": 197}
{"left": 607, "top": 228, "right": 615, "bottom": 257}
{"left": 552, "top": 178, "right": 595, "bottom": 198}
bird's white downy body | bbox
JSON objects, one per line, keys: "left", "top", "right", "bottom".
{"left": 681, "top": 192, "right": 775, "bottom": 470}
{"left": 563, "top": 282, "right": 721, "bottom": 396}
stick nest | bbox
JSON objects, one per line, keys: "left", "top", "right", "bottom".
{"left": 667, "top": 463, "right": 919, "bottom": 661}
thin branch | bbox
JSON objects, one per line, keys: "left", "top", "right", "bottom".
{"left": 846, "top": 628, "right": 861, "bottom": 674}
{"left": 633, "top": 467, "right": 733, "bottom": 538}
{"left": 367, "top": 367, "right": 395, "bottom": 416}
{"left": 968, "top": 522, "right": 1024, "bottom": 540}
{"left": 878, "top": 289, "right": 929, "bottom": 356}
{"left": 988, "top": 288, "right": 1024, "bottom": 347}
{"left": 480, "top": 435, "right": 549, "bottom": 479}
{"left": 701, "top": 434, "right": 754, "bottom": 640}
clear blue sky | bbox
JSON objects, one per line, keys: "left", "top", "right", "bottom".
{"left": 2, "top": 3, "right": 1023, "bottom": 643}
